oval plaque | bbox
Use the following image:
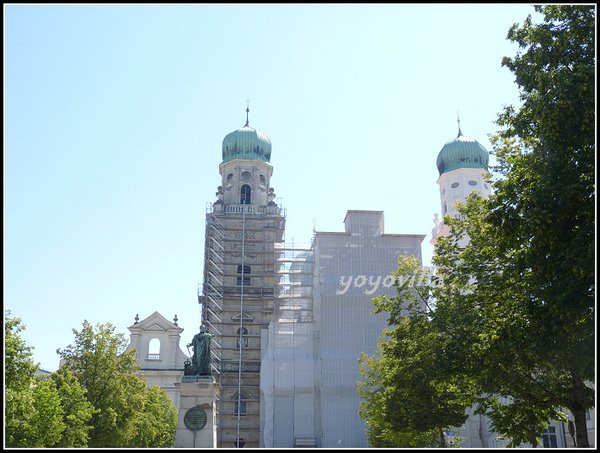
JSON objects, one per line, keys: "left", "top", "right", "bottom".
{"left": 184, "top": 407, "right": 207, "bottom": 431}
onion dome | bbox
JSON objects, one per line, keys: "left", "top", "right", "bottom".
{"left": 436, "top": 121, "right": 489, "bottom": 176}
{"left": 222, "top": 107, "right": 272, "bottom": 163}
{"left": 289, "top": 251, "right": 313, "bottom": 286}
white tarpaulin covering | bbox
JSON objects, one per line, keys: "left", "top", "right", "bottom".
{"left": 262, "top": 212, "right": 425, "bottom": 448}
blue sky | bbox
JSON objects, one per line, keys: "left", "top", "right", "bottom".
{"left": 5, "top": 3, "right": 538, "bottom": 371}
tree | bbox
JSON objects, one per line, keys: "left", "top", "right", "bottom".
{"left": 357, "top": 5, "right": 593, "bottom": 449}
{"left": 5, "top": 314, "right": 177, "bottom": 448}
{"left": 27, "top": 377, "right": 65, "bottom": 447}
{"left": 358, "top": 256, "right": 472, "bottom": 447}
{"left": 130, "top": 385, "right": 179, "bottom": 448}
{"left": 4, "top": 311, "right": 95, "bottom": 448}
{"left": 428, "top": 4, "right": 594, "bottom": 446}
{"left": 57, "top": 320, "right": 178, "bottom": 447}
{"left": 428, "top": 6, "right": 595, "bottom": 446}
{"left": 487, "top": 4, "right": 595, "bottom": 447}
{"left": 5, "top": 310, "right": 39, "bottom": 447}
{"left": 4, "top": 310, "right": 38, "bottom": 389}
{"left": 50, "top": 368, "right": 95, "bottom": 447}
{"left": 433, "top": 196, "right": 569, "bottom": 447}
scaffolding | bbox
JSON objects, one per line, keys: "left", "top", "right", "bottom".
{"left": 201, "top": 201, "right": 285, "bottom": 448}
{"left": 262, "top": 243, "right": 315, "bottom": 448}
{"left": 274, "top": 243, "right": 314, "bottom": 323}
{"left": 202, "top": 212, "right": 225, "bottom": 347}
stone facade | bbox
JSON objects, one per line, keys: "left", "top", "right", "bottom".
{"left": 127, "top": 312, "right": 218, "bottom": 448}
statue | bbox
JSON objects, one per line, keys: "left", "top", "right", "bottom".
{"left": 267, "top": 187, "right": 276, "bottom": 205}
{"left": 186, "top": 325, "right": 214, "bottom": 376}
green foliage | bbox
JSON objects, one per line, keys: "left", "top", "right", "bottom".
{"left": 360, "top": 7, "right": 594, "bottom": 447}
{"left": 433, "top": 4, "right": 594, "bottom": 447}
{"left": 4, "top": 310, "right": 39, "bottom": 447}
{"left": 479, "top": 396, "right": 566, "bottom": 448}
{"left": 5, "top": 314, "right": 177, "bottom": 448}
{"left": 28, "top": 378, "right": 65, "bottom": 447}
{"left": 51, "top": 368, "right": 95, "bottom": 447}
{"left": 57, "top": 320, "right": 178, "bottom": 447}
{"left": 434, "top": 190, "right": 586, "bottom": 447}
{"left": 4, "top": 310, "right": 38, "bottom": 390}
{"left": 490, "top": 4, "right": 594, "bottom": 447}
{"left": 4, "top": 386, "right": 36, "bottom": 447}
{"left": 358, "top": 256, "right": 472, "bottom": 448}
{"left": 130, "top": 385, "right": 179, "bottom": 448}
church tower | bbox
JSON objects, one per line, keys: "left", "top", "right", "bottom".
{"left": 201, "top": 107, "right": 285, "bottom": 448}
{"left": 431, "top": 118, "right": 491, "bottom": 246}
{"left": 429, "top": 119, "right": 492, "bottom": 447}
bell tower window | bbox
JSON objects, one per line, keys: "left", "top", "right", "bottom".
{"left": 147, "top": 338, "right": 160, "bottom": 360}
{"left": 240, "top": 184, "right": 252, "bottom": 204}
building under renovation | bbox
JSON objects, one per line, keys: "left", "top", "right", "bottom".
{"left": 262, "top": 211, "right": 425, "bottom": 448}
{"left": 200, "top": 108, "right": 285, "bottom": 448}
{"left": 128, "top": 112, "right": 594, "bottom": 448}
{"left": 199, "top": 109, "right": 425, "bottom": 448}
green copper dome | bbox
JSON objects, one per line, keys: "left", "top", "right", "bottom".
{"left": 289, "top": 251, "right": 313, "bottom": 285}
{"left": 222, "top": 109, "right": 271, "bottom": 163}
{"left": 436, "top": 127, "right": 489, "bottom": 176}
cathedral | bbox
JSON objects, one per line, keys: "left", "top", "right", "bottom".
{"left": 126, "top": 110, "right": 591, "bottom": 448}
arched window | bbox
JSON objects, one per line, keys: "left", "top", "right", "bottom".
{"left": 233, "top": 391, "right": 249, "bottom": 416}
{"left": 237, "top": 265, "right": 250, "bottom": 286}
{"left": 148, "top": 338, "right": 160, "bottom": 360}
{"left": 240, "top": 184, "right": 251, "bottom": 204}
{"left": 237, "top": 327, "right": 249, "bottom": 348}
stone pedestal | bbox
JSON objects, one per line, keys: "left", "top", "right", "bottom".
{"left": 174, "top": 376, "right": 220, "bottom": 448}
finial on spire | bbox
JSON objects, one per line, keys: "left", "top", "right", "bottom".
{"left": 456, "top": 110, "right": 462, "bottom": 137}
{"left": 245, "top": 99, "right": 250, "bottom": 126}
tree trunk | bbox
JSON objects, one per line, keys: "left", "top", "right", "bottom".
{"left": 570, "top": 373, "right": 591, "bottom": 448}
{"left": 572, "top": 406, "right": 590, "bottom": 448}
{"left": 529, "top": 431, "right": 538, "bottom": 448}
{"left": 439, "top": 428, "right": 446, "bottom": 448}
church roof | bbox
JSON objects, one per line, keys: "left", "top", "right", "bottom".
{"left": 128, "top": 311, "right": 183, "bottom": 333}
{"left": 222, "top": 107, "right": 272, "bottom": 163}
{"left": 436, "top": 125, "right": 489, "bottom": 176}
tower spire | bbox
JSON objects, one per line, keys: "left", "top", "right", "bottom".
{"left": 457, "top": 110, "right": 462, "bottom": 137}
{"left": 245, "top": 99, "right": 250, "bottom": 127}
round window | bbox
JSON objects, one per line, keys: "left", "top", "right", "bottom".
{"left": 241, "top": 171, "right": 251, "bottom": 178}
{"left": 451, "top": 182, "right": 459, "bottom": 189}
{"left": 259, "top": 175, "right": 265, "bottom": 183}
{"left": 227, "top": 173, "right": 233, "bottom": 181}
{"left": 468, "top": 180, "right": 477, "bottom": 186}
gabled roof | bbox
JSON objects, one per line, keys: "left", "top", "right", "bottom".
{"left": 128, "top": 311, "right": 183, "bottom": 333}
